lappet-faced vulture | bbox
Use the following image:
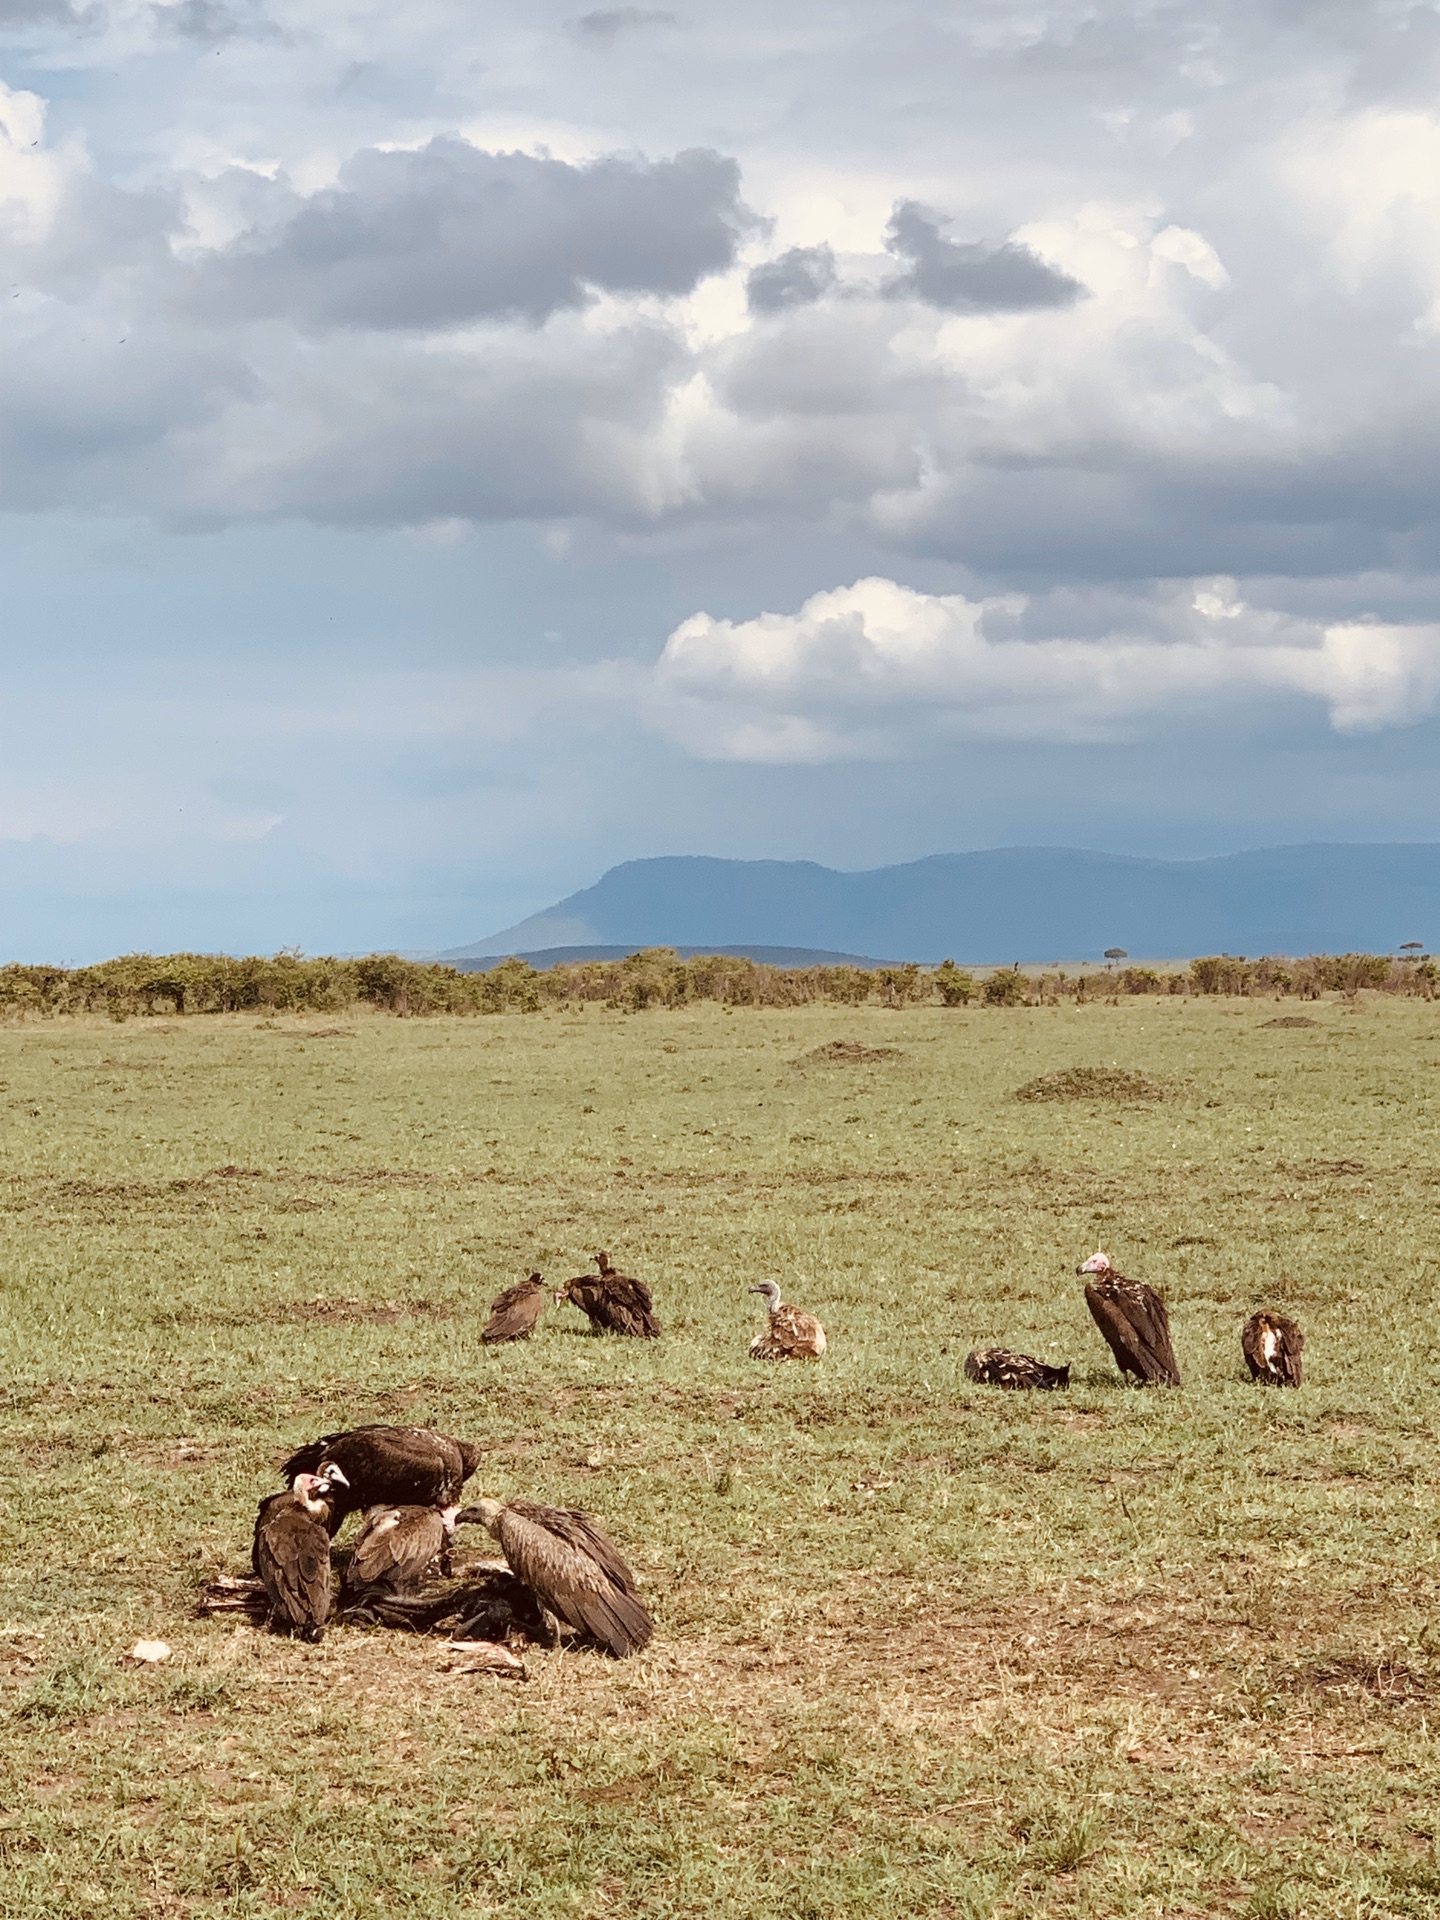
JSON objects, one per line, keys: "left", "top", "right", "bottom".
{"left": 342, "top": 1503, "right": 456, "bottom": 1602}
{"left": 454, "top": 1498, "right": 654, "bottom": 1658}
{"left": 252, "top": 1472, "right": 342, "bottom": 1641}
{"left": 1242, "top": 1310, "right": 1304, "bottom": 1386}
{"left": 748, "top": 1280, "right": 826, "bottom": 1360}
{"left": 554, "top": 1253, "right": 660, "bottom": 1338}
{"left": 280, "top": 1425, "right": 481, "bottom": 1529}
{"left": 1077, "top": 1251, "right": 1182, "bottom": 1386}
{"left": 964, "top": 1346, "right": 1071, "bottom": 1390}
{"left": 482, "top": 1272, "right": 548, "bottom": 1344}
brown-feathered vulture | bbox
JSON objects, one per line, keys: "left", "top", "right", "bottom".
{"left": 342, "top": 1503, "right": 455, "bottom": 1602}
{"left": 453, "top": 1498, "right": 654, "bottom": 1657}
{"left": 280, "top": 1425, "right": 480, "bottom": 1530}
{"left": 964, "top": 1346, "right": 1071, "bottom": 1390}
{"left": 252, "top": 1473, "right": 340, "bottom": 1641}
{"left": 554, "top": 1252, "right": 660, "bottom": 1338}
{"left": 748, "top": 1280, "right": 826, "bottom": 1360}
{"left": 482, "top": 1272, "right": 548, "bottom": 1344}
{"left": 1077, "top": 1251, "right": 1182, "bottom": 1386}
{"left": 1242, "top": 1309, "right": 1304, "bottom": 1386}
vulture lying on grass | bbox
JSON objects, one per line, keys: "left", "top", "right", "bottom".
{"left": 1242, "top": 1309, "right": 1305, "bottom": 1386}
{"left": 281, "top": 1425, "right": 480, "bottom": 1528}
{"left": 964, "top": 1346, "right": 1071, "bottom": 1390}
{"left": 454, "top": 1498, "right": 654, "bottom": 1658}
{"left": 554, "top": 1253, "right": 661, "bottom": 1338}
{"left": 345, "top": 1565, "right": 557, "bottom": 1644}
{"left": 343, "top": 1503, "right": 455, "bottom": 1602}
{"left": 252, "top": 1473, "right": 342, "bottom": 1642}
{"left": 1078, "top": 1251, "right": 1182, "bottom": 1387}
{"left": 482, "top": 1272, "right": 548, "bottom": 1344}
{"left": 748, "top": 1280, "right": 827, "bottom": 1360}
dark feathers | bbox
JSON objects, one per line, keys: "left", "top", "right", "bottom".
{"left": 1242, "top": 1310, "right": 1304, "bottom": 1386}
{"left": 1083, "top": 1271, "right": 1182, "bottom": 1386}
{"left": 555, "top": 1253, "right": 660, "bottom": 1338}
{"left": 343, "top": 1504, "right": 451, "bottom": 1601}
{"left": 482, "top": 1272, "right": 548, "bottom": 1344}
{"left": 964, "top": 1346, "right": 1071, "bottom": 1390}
{"left": 280, "top": 1425, "right": 480, "bottom": 1527}
{"left": 252, "top": 1481, "right": 335, "bottom": 1641}
{"left": 456, "top": 1497, "right": 654, "bottom": 1658}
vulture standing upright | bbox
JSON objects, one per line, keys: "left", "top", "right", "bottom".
{"left": 554, "top": 1253, "right": 661, "bottom": 1338}
{"left": 342, "top": 1503, "right": 456, "bottom": 1602}
{"left": 482, "top": 1272, "right": 548, "bottom": 1344}
{"left": 454, "top": 1497, "right": 654, "bottom": 1658}
{"left": 252, "top": 1473, "right": 341, "bottom": 1641}
{"left": 964, "top": 1346, "right": 1071, "bottom": 1390}
{"left": 280, "top": 1425, "right": 481, "bottom": 1529}
{"left": 1077, "top": 1251, "right": 1182, "bottom": 1386}
{"left": 1242, "top": 1309, "right": 1304, "bottom": 1386}
{"left": 748, "top": 1280, "right": 827, "bottom": 1360}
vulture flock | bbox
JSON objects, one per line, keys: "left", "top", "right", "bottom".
{"left": 217, "top": 1235, "right": 1303, "bottom": 1663}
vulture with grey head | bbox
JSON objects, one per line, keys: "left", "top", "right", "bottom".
{"left": 482, "top": 1272, "right": 548, "bottom": 1344}
{"left": 1242, "top": 1309, "right": 1304, "bottom": 1386}
{"left": 965, "top": 1346, "right": 1071, "bottom": 1390}
{"left": 554, "top": 1253, "right": 660, "bottom": 1338}
{"left": 342, "top": 1503, "right": 456, "bottom": 1603}
{"left": 252, "top": 1472, "right": 342, "bottom": 1641}
{"left": 748, "top": 1280, "right": 826, "bottom": 1360}
{"left": 1078, "top": 1251, "right": 1182, "bottom": 1386}
{"left": 453, "top": 1497, "right": 653, "bottom": 1658}
{"left": 280, "top": 1424, "right": 480, "bottom": 1530}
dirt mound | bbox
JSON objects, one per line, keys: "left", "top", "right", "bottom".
{"left": 1014, "top": 1066, "right": 1168, "bottom": 1103}
{"left": 797, "top": 1040, "right": 906, "bottom": 1067}
{"left": 1261, "top": 1015, "right": 1320, "bottom": 1029}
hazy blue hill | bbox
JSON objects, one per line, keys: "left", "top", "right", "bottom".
{"left": 440, "top": 844, "right": 1440, "bottom": 965}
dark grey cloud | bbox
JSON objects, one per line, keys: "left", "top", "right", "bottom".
{"left": 568, "top": 8, "right": 676, "bottom": 45}
{"left": 883, "top": 200, "right": 1084, "bottom": 313}
{"left": 0, "top": 0, "right": 83, "bottom": 21}
{"left": 746, "top": 244, "right": 836, "bottom": 314}
{"left": 191, "top": 140, "right": 751, "bottom": 331}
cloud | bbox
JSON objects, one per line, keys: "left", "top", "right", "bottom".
{"left": 189, "top": 140, "right": 753, "bottom": 331}
{"left": 567, "top": 7, "right": 676, "bottom": 45}
{"left": 651, "top": 577, "right": 1440, "bottom": 759}
{"left": 883, "top": 201, "right": 1084, "bottom": 313}
{"left": 745, "top": 244, "right": 837, "bottom": 313}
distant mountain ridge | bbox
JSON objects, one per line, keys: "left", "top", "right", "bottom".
{"left": 439, "top": 845, "right": 1440, "bottom": 966}
{"left": 456, "top": 943, "right": 892, "bottom": 974}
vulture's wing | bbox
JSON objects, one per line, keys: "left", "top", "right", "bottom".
{"left": 1241, "top": 1313, "right": 1265, "bottom": 1380}
{"left": 499, "top": 1501, "right": 653, "bottom": 1656}
{"left": 774, "top": 1305, "right": 825, "bottom": 1356}
{"left": 1086, "top": 1280, "right": 1181, "bottom": 1385}
{"left": 482, "top": 1280, "right": 545, "bottom": 1344}
{"left": 346, "top": 1505, "right": 445, "bottom": 1593}
{"left": 254, "top": 1507, "right": 332, "bottom": 1632}
{"left": 1277, "top": 1318, "right": 1304, "bottom": 1387}
{"left": 604, "top": 1274, "right": 661, "bottom": 1337}
{"left": 1085, "top": 1282, "right": 1145, "bottom": 1378}
{"left": 279, "top": 1430, "right": 347, "bottom": 1483}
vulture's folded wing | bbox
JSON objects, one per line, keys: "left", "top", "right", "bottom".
{"left": 499, "top": 1503, "right": 653, "bottom": 1656}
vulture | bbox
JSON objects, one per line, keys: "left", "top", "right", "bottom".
{"left": 964, "top": 1346, "right": 1071, "bottom": 1390}
{"left": 345, "top": 1566, "right": 557, "bottom": 1645}
{"left": 554, "top": 1252, "right": 660, "bottom": 1338}
{"left": 342, "top": 1503, "right": 455, "bottom": 1602}
{"left": 1242, "top": 1309, "right": 1305, "bottom": 1386}
{"left": 1078, "top": 1251, "right": 1181, "bottom": 1386}
{"left": 748, "top": 1280, "right": 826, "bottom": 1361}
{"left": 280, "top": 1425, "right": 481, "bottom": 1529}
{"left": 482, "top": 1272, "right": 548, "bottom": 1344}
{"left": 454, "top": 1498, "right": 654, "bottom": 1658}
{"left": 252, "top": 1473, "right": 340, "bottom": 1641}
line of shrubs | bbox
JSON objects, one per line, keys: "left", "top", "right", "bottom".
{"left": 0, "top": 945, "right": 1430, "bottom": 1019}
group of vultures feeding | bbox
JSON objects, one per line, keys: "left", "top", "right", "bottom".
{"left": 202, "top": 1248, "right": 1301, "bottom": 1661}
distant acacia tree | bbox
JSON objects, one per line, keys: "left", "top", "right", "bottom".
{"left": 1103, "top": 947, "right": 1127, "bottom": 969}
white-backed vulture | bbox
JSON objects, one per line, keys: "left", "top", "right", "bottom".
{"left": 1242, "top": 1309, "right": 1304, "bottom": 1386}
{"left": 252, "top": 1473, "right": 340, "bottom": 1641}
{"left": 964, "top": 1346, "right": 1071, "bottom": 1390}
{"left": 280, "top": 1425, "right": 480, "bottom": 1529}
{"left": 1077, "top": 1251, "right": 1182, "bottom": 1386}
{"left": 554, "top": 1253, "right": 660, "bottom": 1338}
{"left": 748, "top": 1280, "right": 826, "bottom": 1360}
{"left": 342, "top": 1503, "right": 455, "bottom": 1602}
{"left": 482, "top": 1272, "right": 548, "bottom": 1344}
{"left": 454, "top": 1497, "right": 653, "bottom": 1658}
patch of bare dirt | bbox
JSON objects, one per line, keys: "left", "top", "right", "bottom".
{"left": 794, "top": 1040, "right": 906, "bottom": 1067}
{"left": 1013, "top": 1066, "right": 1170, "bottom": 1103}
{"left": 1262, "top": 1016, "right": 1320, "bottom": 1029}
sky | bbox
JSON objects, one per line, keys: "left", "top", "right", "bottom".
{"left": 8, "top": 2, "right": 1440, "bottom": 956}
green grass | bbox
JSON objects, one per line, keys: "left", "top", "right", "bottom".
{"left": 2, "top": 997, "right": 1440, "bottom": 1917}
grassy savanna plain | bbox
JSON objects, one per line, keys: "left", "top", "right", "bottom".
{"left": 2, "top": 1000, "right": 1440, "bottom": 1919}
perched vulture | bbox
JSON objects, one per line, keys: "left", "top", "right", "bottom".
{"left": 342, "top": 1503, "right": 455, "bottom": 1601}
{"left": 1242, "top": 1310, "right": 1304, "bottom": 1387}
{"left": 280, "top": 1425, "right": 481, "bottom": 1529}
{"left": 454, "top": 1498, "right": 654, "bottom": 1658}
{"left": 252, "top": 1473, "right": 340, "bottom": 1641}
{"left": 964, "top": 1346, "right": 1071, "bottom": 1390}
{"left": 748, "top": 1280, "right": 827, "bottom": 1361}
{"left": 482, "top": 1272, "right": 548, "bottom": 1344}
{"left": 554, "top": 1252, "right": 660, "bottom": 1338}
{"left": 1077, "top": 1251, "right": 1182, "bottom": 1387}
